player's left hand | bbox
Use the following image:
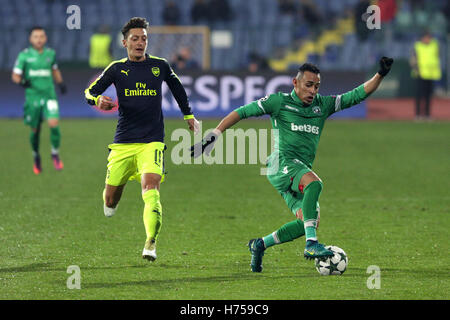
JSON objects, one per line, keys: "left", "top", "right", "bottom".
{"left": 378, "top": 56, "right": 394, "bottom": 77}
{"left": 190, "top": 129, "right": 220, "bottom": 158}
{"left": 20, "top": 78, "right": 31, "bottom": 88}
{"left": 186, "top": 117, "right": 200, "bottom": 135}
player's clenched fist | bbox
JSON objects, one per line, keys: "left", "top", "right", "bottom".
{"left": 378, "top": 56, "right": 394, "bottom": 77}
{"left": 97, "top": 95, "right": 116, "bottom": 110}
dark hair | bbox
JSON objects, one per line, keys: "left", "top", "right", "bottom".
{"left": 121, "top": 17, "right": 149, "bottom": 38}
{"left": 298, "top": 63, "right": 320, "bottom": 75}
{"left": 29, "top": 26, "right": 45, "bottom": 35}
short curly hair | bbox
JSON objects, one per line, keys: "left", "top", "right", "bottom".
{"left": 121, "top": 17, "right": 149, "bottom": 39}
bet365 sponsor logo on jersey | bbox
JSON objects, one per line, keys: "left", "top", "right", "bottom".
{"left": 291, "top": 123, "right": 319, "bottom": 135}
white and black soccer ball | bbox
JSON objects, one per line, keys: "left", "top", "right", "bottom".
{"left": 315, "top": 245, "right": 348, "bottom": 276}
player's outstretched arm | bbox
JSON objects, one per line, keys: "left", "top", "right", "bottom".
{"left": 363, "top": 56, "right": 394, "bottom": 95}
{"left": 190, "top": 93, "right": 278, "bottom": 157}
{"left": 216, "top": 110, "right": 241, "bottom": 134}
{"left": 190, "top": 111, "right": 241, "bottom": 158}
{"left": 329, "top": 57, "right": 394, "bottom": 115}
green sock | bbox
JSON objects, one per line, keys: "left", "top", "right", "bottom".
{"left": 50, "top": 126, "right": 61, "bottom": 152}
{"left": 30, "top": 129, "right": 40, "bottom": 154}
{"left": 263, "top": 219, "right": 305, "bottom": 248}
{"left": 302, "top": 181, "right": 323, "bottom": 241}
{"left": 142, "top": 189, "right": 162, "bottom": 242}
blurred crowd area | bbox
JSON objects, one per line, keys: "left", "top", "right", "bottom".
{"left": 1, "top": 0, "right": 448, "bottom": 72}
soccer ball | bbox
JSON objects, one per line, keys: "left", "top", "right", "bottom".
{"left": 315, "top": 246, "right": 348, "bottom": 276}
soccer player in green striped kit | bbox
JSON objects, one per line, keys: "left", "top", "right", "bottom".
{"left": 12, "top": 26, "right": 67, "bottom": 174}
{"left": 192, "top": 57, "right": 394, "bottom": 272}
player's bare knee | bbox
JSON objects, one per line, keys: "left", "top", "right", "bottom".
{"left": 301, "top": 172, "right": 322, "bottom": 185}
{"left": 297, "top": 172, "right": 322, "bottom": 193}
{"left": 296, "top": 208, "right": 303, "bottom": 220}
{"left": 48, "top": 119, "right": 58, "bottom": 128}
{"left": 141, "top": 174, "right": 161, "bottom": 193}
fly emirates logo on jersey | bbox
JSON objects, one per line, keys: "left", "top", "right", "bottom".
{"left": 124, "top": 82, "right": 157, "bottom": 97}
{"left": 290, "top": 123, "right": 319, "bottom": 135}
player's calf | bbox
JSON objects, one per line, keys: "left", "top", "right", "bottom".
{"left": 296, "top": 208, "right": 320, "bottom": 229}
{"left": 102, "top": 188, "right": 120, "bottom": 217}
{"left": 142, "top": 188, "right": 162, "bottom": 260}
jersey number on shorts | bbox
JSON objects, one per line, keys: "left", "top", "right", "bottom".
{"left": 154, "top": 149, "right": 163, "bottom": 168}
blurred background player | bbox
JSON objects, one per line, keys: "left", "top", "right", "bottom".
{"left": 192, "top": 57, "right": 394, "bottom": 272}
{"left": 11, "top": 26, "right": 67, "bottom": 175}
{"left": 89, "top": 24, "right": 113, "bottom": 69}
{"left": 85, "top": 17, "right": 199, "bottom": 261}
{"left": 170, "top": 46, "right": 200, "bottom": 72}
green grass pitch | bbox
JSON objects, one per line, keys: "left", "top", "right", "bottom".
{"left": 0, "top": 118, "right": 449, "bottom": 300}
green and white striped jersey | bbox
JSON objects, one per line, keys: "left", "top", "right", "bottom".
{"left": 13, "top": 47, "right": 58, "bottom": 100}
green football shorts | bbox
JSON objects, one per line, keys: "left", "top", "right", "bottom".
{"left": 266, "top": 153, "right": 318, "bottom": 216}
{"left": 24, "top": 98, "right": 60, "bottom": 128}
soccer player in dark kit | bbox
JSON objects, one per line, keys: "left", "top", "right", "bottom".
{"left": 85, "top": 17, "right": 199, "bottom": 261}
